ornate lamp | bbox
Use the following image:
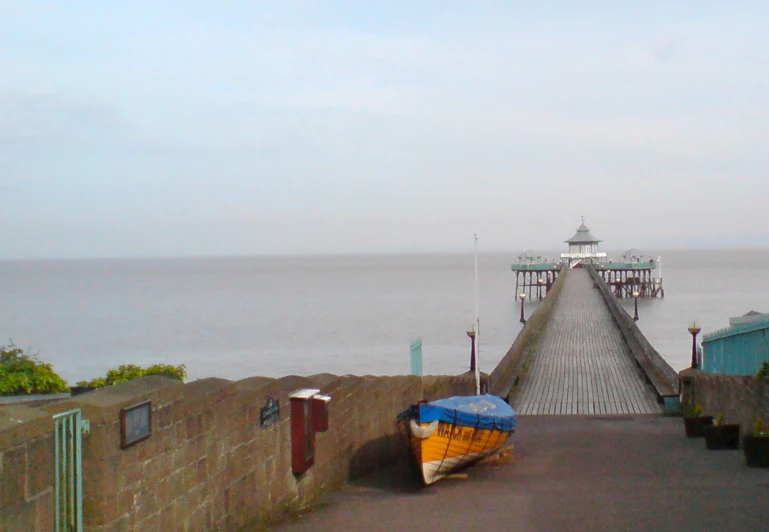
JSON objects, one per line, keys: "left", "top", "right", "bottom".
{"left": 687, "top": 322, "right": 702, "bottom": 369}
{"left": 632, "top": 291, "right": 640, "bottom": 321}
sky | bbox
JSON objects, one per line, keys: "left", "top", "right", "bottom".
{"left": 1, "top": 1, "right": 768, "bottom": 258}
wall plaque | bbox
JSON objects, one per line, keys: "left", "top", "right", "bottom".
{"left": 260, "top": 397, "right": 280, "bottom": 428}
{"left": 120, "top": 400, "right": 152, "bottom": 449}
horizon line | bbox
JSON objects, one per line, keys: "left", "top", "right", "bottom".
{"left": 2, "top": 244, "right": 769, "bottom": 262}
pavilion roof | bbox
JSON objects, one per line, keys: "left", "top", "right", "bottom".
{"left": 565, "top": 218, "right": 602, "bottom": 244}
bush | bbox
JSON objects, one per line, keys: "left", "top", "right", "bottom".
{"left": 757, "top": 360, "right": 769, "bottom": 378}
{"left": 0, "top": 341, "right": 69, "bottom": 395}
{"left": 77, "top": 363, "right": 187, "bottom": 388}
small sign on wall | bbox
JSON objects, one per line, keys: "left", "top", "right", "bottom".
{"left": 120, "top": 400, "right": 152, "bottom": 449}
{"left": 260, "top": 397, "right": 280, "bottom": 428}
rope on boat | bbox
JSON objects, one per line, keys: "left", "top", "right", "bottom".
{"left": 410, "top": 419, "right": 439, "bottom": 439}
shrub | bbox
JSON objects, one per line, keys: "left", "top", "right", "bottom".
{"left": 754, "top": 417, "right": 768, "bottom": 437}
{"left": 77, "top": 363, "right": 186, "bottom": 388}
{"left": 757, "top": 360, "right": 769, "bottom": 378}
{"left": 0, "top": 341, "right": 69, "bottom": 395}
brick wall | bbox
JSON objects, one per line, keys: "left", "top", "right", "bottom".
{"left": 693, "top": 374, "right": 769, "bottom": 435}
{"left": 1, "top": 371, "right": 475, "bottom": 532}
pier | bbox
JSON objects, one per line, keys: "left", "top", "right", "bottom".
{"left": 511, "top": 268, "right": 662, "bottom": 415}
{"left": 492, "top": 265, "right": 679, "bottom": 414}
{"left": 498, "top": 220, "right": 677, "bottom": 415}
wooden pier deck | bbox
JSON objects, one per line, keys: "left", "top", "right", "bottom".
{"left": 513, "top": 269, "right": 662, "bottom": 415}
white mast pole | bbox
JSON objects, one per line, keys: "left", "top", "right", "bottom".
{"left": 474, "top": 234, "right": 481, "bottom": 395}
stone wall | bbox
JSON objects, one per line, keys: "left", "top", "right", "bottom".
{"left": 489, "top": 269, "right": 568, "bottom": 401}
{"left": 0, "top": 371, "right": 476, "bottom": 532}
{"left": 423, "top": 371, "right": 484, "bottom": 401}
{"left": 692, "top": 374, "right": 769, "bottom": 435}
{"left": 0, "top": 405, "right": 55, "bottom": 530}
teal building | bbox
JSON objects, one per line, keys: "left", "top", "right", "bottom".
{"left": 702, "top": 311, "right": 769, "bottom": 375}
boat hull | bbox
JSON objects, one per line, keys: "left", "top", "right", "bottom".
{"left": 398, "top": 417, "right": 513, "bottom": 485}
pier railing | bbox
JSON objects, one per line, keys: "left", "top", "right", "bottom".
{"left": 594, "top": 261, "right": 656, "bottom": 270}
{"left": 586, "top": 266, "right": 679, "bottom": 401}
{"left": 510, "top": 263, "right": 561, "bottom": 271}
{"left": 490, "top": 270, "right": 568, "bottom": 401}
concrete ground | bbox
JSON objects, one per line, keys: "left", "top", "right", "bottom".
{"left": 269, "top": 415, "right": 769, "bottom": 532}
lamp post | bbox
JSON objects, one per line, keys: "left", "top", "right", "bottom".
{"left": 537, "top": 277, "right": 545, "bottom": 300}
{"left": 632, "top": 291, "right": 640, "bottom": 321}
{"left": 688, "top": 322, "right": 701, "bottom": 369}
{"left": 467, "top": 324, "right": 477, "bottom": 372}
{"left": 519, "top": 293, "right": 527, "bottom": 325}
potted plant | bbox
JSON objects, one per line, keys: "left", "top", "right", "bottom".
{"left": 703, "top": 412, "right": 741, "bottom": 450}
{"left": 683, "top": 404, "right": 713, "bottom": 438}
{"left": 743, "top": 416, "right": 769, "bottom": 467}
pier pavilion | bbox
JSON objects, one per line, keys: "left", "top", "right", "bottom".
{"left": 511, "top": 220, "right": 664, "bottom": 300}
{"left": 560, "top": 217, "right": 606, "bottom": 268}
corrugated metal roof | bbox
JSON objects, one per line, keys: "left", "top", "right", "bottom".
{"left": 565, "top": 220, "right": 602, "bottom": 244}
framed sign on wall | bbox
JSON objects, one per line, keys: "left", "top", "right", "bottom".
{"left": 120, "top": 400, "right": 152, "bottom": 449}
{"left": 260, "top": 397, "right": 280, "bottom": 429}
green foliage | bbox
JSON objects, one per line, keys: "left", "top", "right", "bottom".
{"left": 77, "top": 363, "right": 186, "bottom": 388}
{"left": 0, "top": 341, "right": 69, "bottom": 395}
{"left": 693, "top": 404, "right": 703, "bottom": 417}
{"left": 754, "top": 417, "right": 768, "bottom": 437}
{"left": 757, "top": 360, "right": 769, "bottom": 378}
{"left": 714, "top": 412, "right": 725, "bottom": 426}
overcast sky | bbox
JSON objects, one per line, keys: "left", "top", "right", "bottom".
{"left": 1, "top": 1, "right": 768, "bottom": 258}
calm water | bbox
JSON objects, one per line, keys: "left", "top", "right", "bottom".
{"left": 1, "top": 249, "right": 767, "bottom": 384}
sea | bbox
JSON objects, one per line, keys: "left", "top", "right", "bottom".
{"left": 1, "top": 249, "right": 768, "bottom": 385}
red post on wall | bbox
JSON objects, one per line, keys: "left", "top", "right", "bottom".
{"left": 290, "top": 389, "right": 332, "bottom": 475}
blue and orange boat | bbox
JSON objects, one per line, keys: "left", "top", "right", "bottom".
{"left": 397, "top": 394, "right": 517, "bottom": 485}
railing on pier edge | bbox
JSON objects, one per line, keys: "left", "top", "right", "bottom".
{"left": 585, "top": 265, "right": 679, "bottom": 405}
{"left": 490, "top": 269, "right": 568, "bottom": 402}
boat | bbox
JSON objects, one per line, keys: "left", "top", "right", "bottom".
{"left": 397, "top": 394, "right": 517, "bottom": 485}
{"left": 397, "top": 234, "right": 518, "bottom": 485}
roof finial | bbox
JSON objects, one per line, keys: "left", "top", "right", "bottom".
{"left": 581, "top": 215, "right": 585, "bottom": 225}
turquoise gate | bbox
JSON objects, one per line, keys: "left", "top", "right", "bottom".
{"left": 53, "top": 409, "right": 89, "bottom": 532}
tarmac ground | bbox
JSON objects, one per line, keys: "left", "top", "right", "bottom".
{"left": 269, "top": 415, "right": 769, "bottom": 532}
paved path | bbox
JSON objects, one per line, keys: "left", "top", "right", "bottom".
{"left": 269, "top": 415, "right": 769, "bottom": 532}
{"left": 513, "top": 269, "right": 661, "bottom": 415}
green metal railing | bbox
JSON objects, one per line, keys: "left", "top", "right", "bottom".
{"left": 510, "top": 263, "right": 561, "bottom": 271}
{"left": 594, "top": 261, "right": 656, "bottom": 270}
{"left": 54, "top": 409, "right": 89, "bottom": 532}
